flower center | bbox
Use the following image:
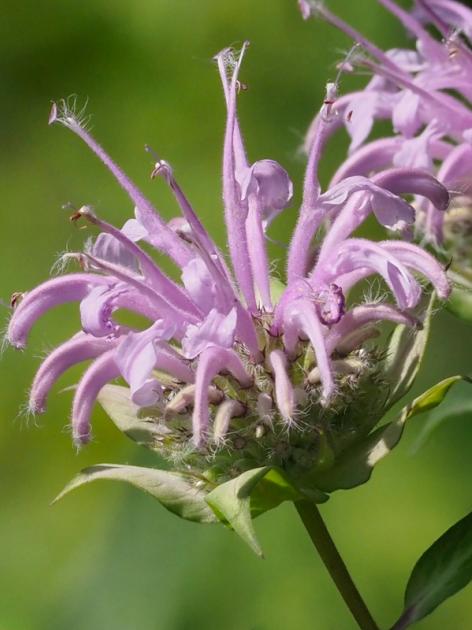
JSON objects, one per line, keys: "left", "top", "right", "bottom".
{"left": 144, "top": 317, "right": 387, "bottom": 486}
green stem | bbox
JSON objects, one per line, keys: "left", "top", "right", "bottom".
{"left": 295, "top": 501, "right": 379, "bottom": 630}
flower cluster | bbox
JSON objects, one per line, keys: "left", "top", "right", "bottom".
{"left": 6, "top": 41, "right": 450, "bottom": 485}
{"left": 301, "top": 0, "right": 472, "bottom": 280}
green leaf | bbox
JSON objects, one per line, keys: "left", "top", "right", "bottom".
{"left": 54, "top": 464, "right": 217, "bottom": 524}
{"left": 392, "top": 511, "right": 472, "bottom": 628}
{"left": 383, "top": 292, "right": 435, "bottom": 408}
{"left": 413, "top": 382, "right": 472, "bottom": 451}
{"left": 206, "top": 467, "right": 271, "bottom": 557}
{"left": 205, "top": 467, "right": 327, "bottom": 556}
{"left": 98, "top": 384, "right": 160, "bottom": 447}
{"left": 313, "top": 376, "right": 467, "bottom": 492}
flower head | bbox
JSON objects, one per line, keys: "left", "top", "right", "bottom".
{"left": 302, "top": 0, "right": 472, "bottom": 267}
{"left": 7, "top": 42, "right": 449, "bottom": 490}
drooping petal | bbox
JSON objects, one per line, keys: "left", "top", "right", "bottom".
{"left": 29, "top": 333, "right": 119, "bottom": 414}
{"left": 315, "top": 238, "right": 422, "bottom": 309}
{"left": 372, "top": 168, "right": 450, "bottom": 212}
{"left": 325, "top": 304, "right": 419, "bottom": 354}
{"left": 7, "top": 274, "right": 111, "bottom": 349}
{"left": 153, "top": 345, "right": 195, "bottom": 383}
{"left": 380, "top": 240, "right": 450, "bottom": 299}
{"left": 71, "top": 350, "right": 120, "bottom": 445}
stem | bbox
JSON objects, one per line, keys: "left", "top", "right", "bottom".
{"left": 295, "top": 501, "right": 379, "bottom": 630}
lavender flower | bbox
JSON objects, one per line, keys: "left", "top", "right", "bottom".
{"left": 7, "top": 42, "right": 450, "bottom": 489}
{"left": 300, "top": 0, "right": 472, "bottom": 317}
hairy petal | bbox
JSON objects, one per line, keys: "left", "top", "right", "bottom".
{"left": 380, "top": 240, "right": 450, "bottom": 299}
{"left": 216, "top": 43, "right": 257, "bottom": 310}
{"left": 192, "top": 347, "right": 252, "bottom": 446}
{"left": 269, "top": 349, "right": 295, "bottom": 423}
{"left": 29, "top": 333, "right": 119, "bottom": 414}
{"left": 72, "top": 351, "right": 120, "bottom": 445}
{"left": 7, "top": 274, "right": 111, "bottom": 349}
{"left": 325, "top": 304, "right": 418, "bottom": 354}
{"left": 315, "top": 238, "right": 421, "bottom": 309}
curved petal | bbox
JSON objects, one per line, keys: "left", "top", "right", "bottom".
{"left": 72, "top": 350, "right": 120, "bottom": 445}
{"left": 29, "top": 333, "right": 119, "bottom": 414}
{"left": 7, "top": 274, "right": 111, "bottom": 349}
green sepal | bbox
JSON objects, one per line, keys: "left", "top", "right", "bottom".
{"left": 312, "top": 376, "right": 469, "bottom": 492}
{"left": 53, "top": 464, "right": 217, "bottom": 524}
{"left": 447, "top": 270, "right": 472, "bottom": 323}
{"left": 382, "top": 292, "right": 435, "bottom": 408}
{"left": 392, "top": 511, "right": 472, "bottom": 628}
{"left": 205, "top": 466, "right": 328, "bottom": 557}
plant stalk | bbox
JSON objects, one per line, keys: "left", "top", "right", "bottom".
{"left": 295, "top": 500, "right": 379, "bottom": 630}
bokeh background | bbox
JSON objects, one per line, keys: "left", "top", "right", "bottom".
{"left": 1, "top": 1, "right": 471, "bottom": 628}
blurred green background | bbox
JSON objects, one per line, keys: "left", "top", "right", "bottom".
{"left": 1, "top": 1, "right": 471, "bottom": 628}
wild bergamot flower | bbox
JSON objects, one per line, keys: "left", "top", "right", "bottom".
{"left": 7, "top": 42, "right": 450, "bottom": 473}
{"left": 6, "top": 12, "right": 472, "bottom": 630}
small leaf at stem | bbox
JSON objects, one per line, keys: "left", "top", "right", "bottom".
{"left": 392, "top": 511, "right": 472, "bottom": 628}
{"left": 53, "top": 464, "right": 217, "bottom": 524}
{"left": 206, "top": 466, "right": 327, "bottom": 556}
{"left": 206, "top": 467, "right": 271, "bottom": 557}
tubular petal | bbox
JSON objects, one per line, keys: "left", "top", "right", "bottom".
{"left": 71, "top": 351, "right": 120, "bottom": 445}
{"left": 29, "top": 333, "right": 118, "bottom": 414}
{"left": 7, "top": 274, "right": 111, "bottom": 349}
